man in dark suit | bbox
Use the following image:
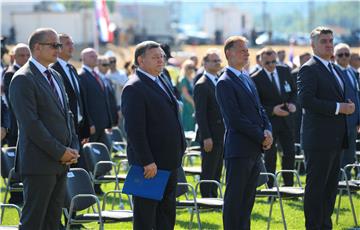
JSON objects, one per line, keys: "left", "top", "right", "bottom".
{"left": 334, "top": 43, "right": 360, "bottom": 178}
{"left": 298, "top": 26, "right": 355, "bottom": 230}
{"left": 2, "top": 43, "right": 30, "bottom": 205}
{"left": 252, "top": 47, "right": 297, "bottom": 187}
{"left": 216, "top": 36, "right": 273, "bottom": 230}
{"left": 51, "top": 34, "right": 93, "bottom": 169}
{"left": 349, "top": 52, "right": 360, "bottom": 79}
{"left": 9, "top": 28, "right": 79, "bottom": 230}
{"left": 121, "top": 41, "right": 186, "bottom": 230}
{"left": 79, "top": 48, "right": 112, "bottom": 151}
{"left": 194, "top": 48, "right": 225, "bottom": 198}
{"left": 291, "top": 52, "right": 311, "bottom": 145}
{"left": 3, "top": 43, "right": 31, "bottom": 147}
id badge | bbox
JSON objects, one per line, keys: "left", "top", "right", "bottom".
{"left": 284, "top": 81, "right": 292, "bottom": 93}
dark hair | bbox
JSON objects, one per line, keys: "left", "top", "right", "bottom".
{"left": 28, "top": 28, "right": 57, "bottom": 52}
{"left": 134, "top": 41, "right": 160, "bottom": 66}
{"left": 223, "top": 36, "right": 247, "bottom": 59}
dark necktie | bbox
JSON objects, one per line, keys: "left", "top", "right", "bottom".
{"left": 238, "top": 73, "right": 253, "bottom": 94}
{"left": 44, "top": 70, "right": 62, "bottom": 106}
{"left": 92, "top": 70, "right": 104, "bottom": 91}
{"left": 270, "top": 72, "right": 280, "bottom": 94}
{"left": 328, "top": 63, "right": 343, "bottom": 91}
{"left": 155, "top": 77, "right": 171, "bottom": 99}
{"left": 67, "top": 64, "right": 80, "bottom": 94}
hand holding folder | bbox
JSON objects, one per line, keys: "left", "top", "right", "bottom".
{"left": 122, "top": 165, "right": 170, "bottom": 201}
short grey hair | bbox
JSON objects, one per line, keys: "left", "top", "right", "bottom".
{"left": 334, "top": 43, "right": 350, "bottom": 55}
{"left": 28, "top": 28, "right": 57, "bottom": 52}
{"left": 310, "top": 26, "right": 333, "bottom": 44}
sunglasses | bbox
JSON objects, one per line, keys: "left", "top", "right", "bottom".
{"left": 109, "top": 60, "right": 116, "bottom": 64}
{"left": 101, "top": 63, "right": 110, "bottom": 67}
{"left": 337, "top": 52, "right": 350, "bottom": 58}
{"left": 39, "top": 43, "right": 63, "bottom": 49}
{"left": 207, "top": 59, "right": 221, "bottom": 63}
{"left": 264, "top": 60, "right": 277, "bottom": 65}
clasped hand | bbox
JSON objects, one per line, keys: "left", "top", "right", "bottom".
{"left": 262, "top": 130, "right": 273, "bottom": 150}
{"left": 60, "top": 147, "right": 80, "bottom": 165}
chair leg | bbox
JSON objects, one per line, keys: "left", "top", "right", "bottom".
{"left": 0, "top": 188, "right": 9, "bottom": 223}
{"left": 346, "top": 186, "right": 358, "bottom": 226}
{"left": 195, "top": 208, "right": 202, "bottom": 230}
{"left": 278, "top": 196, "right": 287, "bottom": 230}
{"left": 189, "top": 208, "right": 194, "bottom": 230}
{"left": 336, "top": 189, "right": 343, "bottom": 224}
{"left": 267, "top": 197, "right": 274, "bottom": 230}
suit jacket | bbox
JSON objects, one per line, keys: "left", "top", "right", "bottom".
{"left": 121, "top": 70, "right": 186, "bottom": 170}
{"left": 51, "top": 61, "right": 92, "bottom": 139}
{"left": 215, "top": 68, "right": 272, "bottom": 159}
{"left": 252, "top": 66, "right": 297, "bottom": 129}
{"left": 9, "top": 61, "right": 78, "bottom": 175}
{"left": 79, "top": 68, "right": 112, "bottom": 131}
{"left": 194, "top": 74, "right": 225, "bottom": 144}
{"left": 297, "top": 57, "right": 349, "bottom": 151}
{"left": 3, "top": 65, "right": 20, "bottom": 138}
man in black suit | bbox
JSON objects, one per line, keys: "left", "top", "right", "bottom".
{"left": 252, "top": 47, "right": 297, "bottom": 187}
{"left": 9, "top": 28, "right": 79, "bottom": 230}
{"left": 2, "top": 43, "right": 30, "bottom": 205}
{"left": 51, "top": 34, "right": 93, "bottom": 166}
{"left": 298, "top": 26, "right": 355, "bottom": 230}
{"left": 291, "top": 52, "right": 311, "bottom": 145}
{"left": 334, "top": 43, "right": 360, "bottom": 178}
{"left": 216, "top": 36, "right": 273, "bottom": 230}
{"left": 121, "top": 41, "right": 186, "bottom": 230}
{"left": 349, "top": 52, "right": 360, "bottom": 78}
{"left": 79, "top": 48, "right": 112, "bottom": 151}
{"left": 3, "top": 43, "right": 31, "bottom": 147}
{"left": 194, "top": 48, "right": 225, "bottom": 198}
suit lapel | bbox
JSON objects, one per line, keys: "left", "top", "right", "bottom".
{"left": 226, "top": 69, "right": 257, "bottom": 105}
{"left": 137, "top": 70, "right": 173, "bottom": 104}
{"left": 313, "top": 57, "right": 344, "bottom": 99}
{"left": 29, "top": 62, "right": 65, "bottom": 115}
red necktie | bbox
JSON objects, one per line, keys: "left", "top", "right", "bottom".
{"left": 92, "top": 70, "right": 104, "bottom": 91}
{"left": 44, "top": 70, "right": 62, "bottom": 105}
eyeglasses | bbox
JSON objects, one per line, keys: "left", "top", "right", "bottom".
{"left": 101, "top": 63, "right": 110, "bottom": 67}
{"left": 264, "top": 60, "right": 277, "bottom": 65}
{"left": 39, "top": 43, "right": 63, "bottom": 49}
{"left": 207, "top": 59, "right": 221, "bottom": 63}
{"left": 109, "top": 59, "right": 116, "bottom": 64}
{"left": 337, "top": 52, "right": 350, "bottom": 58}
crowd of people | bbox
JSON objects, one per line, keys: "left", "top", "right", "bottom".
{"left": 0, "top": 25, "right": 359, "bottom": 230}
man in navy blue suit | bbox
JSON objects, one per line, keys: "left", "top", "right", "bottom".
{"left": 216, "top": 36, "right": 273, "bottom": 230}
{"left": 121, "top": 41, "right": 186, "bottom": 230}
{"left": 298, "top": 27, "right": 355, "bottom": 230}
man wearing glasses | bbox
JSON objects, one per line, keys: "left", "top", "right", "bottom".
{"left": 9, "top": 28, "right": 79, "bottom": 229}
{"left": 334, "top": 43, "right": 360, "bottom": 179}
{"left": 252, "top": 47, "right": 297, "bottom": 188}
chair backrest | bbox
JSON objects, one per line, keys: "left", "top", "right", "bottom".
{"left": 1, "top": 147, "right": 17, "bottom": 179}
{"left": 65, "top": 168, "right": 96, "bottom": 211}
{"left": 111, "top": 127, "right": 124, "bottom": 142}
{"left": 82, "top": 142, "right": 112, "bottom": 176}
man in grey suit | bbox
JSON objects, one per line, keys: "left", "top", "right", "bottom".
{"left": 9, "top": 28, "right": 79, "bottom": 230}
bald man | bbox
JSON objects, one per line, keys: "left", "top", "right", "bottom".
{"left": 79, "top": 48, "right": 113, "bottom": 195}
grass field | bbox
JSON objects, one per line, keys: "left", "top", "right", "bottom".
{"left": 1, "top": 157, "right": 359, "bottom": 230}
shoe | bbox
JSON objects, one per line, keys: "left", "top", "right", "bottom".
{"left": 94, "top": 185, "right": 104, "bottom": 196}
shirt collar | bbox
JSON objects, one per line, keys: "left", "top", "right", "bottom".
{"left": 82, "top": 65, "right": 94, "bottom": 73}
{"left": 263, "top": 67, "right": 278, "bottom": 77}
{"left": 137, "top": 68, "right": 157, "bottom": 81}
{"left": 13, "top": 63, "right": 21, "bottom": 69}
{"left": 57, "top": 58, "right": 69, "bottom": 69}
{"left": 227, "top": 66, "right": 243, "bottom": 77}
{"left": 29, "top": 57, "right": 47, "bottom": 74}
{"left": 314, "top": 55, "right": 332, "bottom": 70}
{"left": 204, "top": 71, "right": 217, "bottom": 83}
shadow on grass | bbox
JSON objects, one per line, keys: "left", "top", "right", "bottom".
{"left": 176, "top": 219, "right": 220, "bottom": 230}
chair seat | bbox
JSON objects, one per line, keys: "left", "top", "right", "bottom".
{"left": 95, "top": 174, "right": 126, "bottom": 182}
{"left": 183, "top": 166, "right": 201, "bottom": 175}
{"left": 0, "top": 226, "right": 19, "bottom": 230}
{"left": 196, "top": 198, "right": 223, "bottom": 208}
{"left": 73, "top": 210, "right": 133, "bottom": 223}
{"left": 338, "top": 181, "right": 360, "bottom": 191}
{"left": 295, "top": 155, "right": 304, "bottom": 160}
{"left": 112, "top": 152, "right": 127, "bottom": 159}
{"left": 176, "top": 198, "right": 223, "bottom": 209}
{"left": 257, "top": 186, "right": 304, "bottom": 198}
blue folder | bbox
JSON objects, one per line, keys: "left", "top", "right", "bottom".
{"left": 122, "top": 165, "right": 170, "bottom": 201}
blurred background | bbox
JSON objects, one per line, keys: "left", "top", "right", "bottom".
{"left": 1, "top": 0, "right": 359, "bottom": 67}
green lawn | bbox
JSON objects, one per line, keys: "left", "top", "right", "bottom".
{"left": 1, "top": 162, "right": 359, "bottom": 229}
